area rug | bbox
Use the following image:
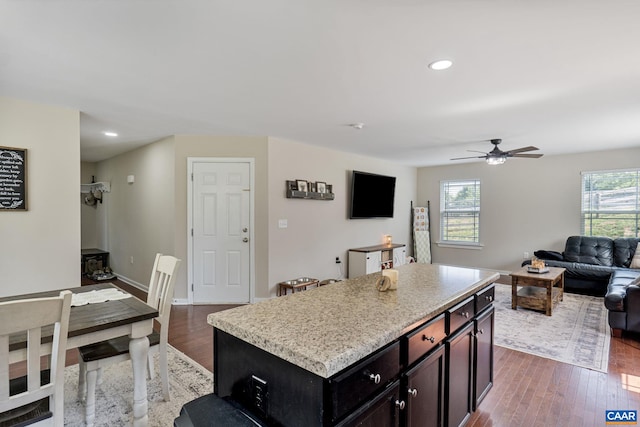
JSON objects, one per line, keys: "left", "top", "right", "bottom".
{"left": 493, "top": 283, "right": 610, "bottom": 373}
{"left": 62, "top": 346, "right": 213, "bottom": 426}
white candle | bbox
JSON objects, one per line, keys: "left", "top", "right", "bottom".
{"left": 382, "top": 269, "right": 399, "bottom": 289}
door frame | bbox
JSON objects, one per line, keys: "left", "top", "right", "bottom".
{"left": 187, "top": 157, "right": 256, "bottom": 304}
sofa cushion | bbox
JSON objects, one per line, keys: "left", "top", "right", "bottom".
{"left": 613, "top": 238, "right": 640, "bottom": 267}
{"left": 604, "top": 270, "right": 640, "bottom": 312}
{"left": 533, "top": 250, "right": 564, "bottom": 261}
{"left": 564, "top": 236, "right": 613, "bottom": 266}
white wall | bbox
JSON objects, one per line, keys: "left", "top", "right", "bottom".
{"left": 81, "top": 161, "right": 98, "bottom": 249}
{"left": 94, "top": 137, "right": 175, "bottom": 287}
{"left": 0, "top": 97, "right": 80, "bottom": 297}
{"left": 173, "top": 135, "right": 269, "bottom": 300}
{"left": 268, "top": 138, "right": 417, "bottom": 295}
{"left": 417, "top": 146, "right": 640, "bottom": 274}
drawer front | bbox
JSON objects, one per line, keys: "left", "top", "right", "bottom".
{"left": 475, "top": 284, "right": 495, "bottom": 314}
{"left": 405, "top": 314, "right": 446, "bottom": 367}
{"left": 330, "top": 341, "right": 400, "bottom": 422}
{"left": 446, "top": 297, "right": 475, "bottom": 335}
{"left": 336, "top": 381, "right": 401, "bottom": 427}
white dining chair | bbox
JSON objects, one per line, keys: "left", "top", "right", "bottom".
{"left": 77, "top": 253, "right": 181, "bottom": 425}
{"left": 0, "top": 290, "right": 72, "bottom": 427}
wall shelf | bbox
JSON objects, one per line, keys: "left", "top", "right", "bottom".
{"left": 285, "top": 180, "right": 334, "bottom": 200}
{"left": 81, "top": 182, "right": 111, "bottom": 194}
{"left": 286, "top": 189, "right": 335, "bottom": 200}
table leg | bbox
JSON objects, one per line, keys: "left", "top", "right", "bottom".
{"left": 130, "top": 335, "right": 150, "bottom": 427}
{"left": 546, "top": 285, "right": 552, "bottom": 316}
{"left": 85, "top": 368, "right": 98, "bottom": 427}
{"left": 511, "top": 278, "right": 517, "bottom": 310}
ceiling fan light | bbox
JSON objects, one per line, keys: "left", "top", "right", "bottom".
{"left": 429, "top": 59, "right": 453, "bottom": 70}
{"left": 486, "top": 156, "right": 506, "bottom": 165}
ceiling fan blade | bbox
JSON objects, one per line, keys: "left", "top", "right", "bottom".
{"left": 467, "top": 150, "right": 488, "bottom": 154}
{"left": 506, "top": 146, "right": 539, "bottom": 154}
{"left": 451, "top": 155, "right": 486, "bottom": 160}
{"left": 511, "top": 153, "right": 543, "bottom": 158}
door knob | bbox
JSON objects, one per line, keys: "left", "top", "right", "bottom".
{"left": 243, "top": 227, "right": 248, "bottom": 232}
{"left": 243, "top": 237, "right": 249, "bottom": 243}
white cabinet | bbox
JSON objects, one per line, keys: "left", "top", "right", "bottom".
{"left": 349, "top": 251, "right": 382, "bottom": 278}
{"left": 348, "top": 244, "right": 406, "bottom": 278}
{"left": 393, "top": 246, "right": 407, "bottom": 267}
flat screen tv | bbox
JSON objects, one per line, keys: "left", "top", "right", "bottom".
{"left": 349, "top": 170, "right": 396, "bottom": 219}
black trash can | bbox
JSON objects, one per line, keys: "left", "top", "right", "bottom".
{"left": 174, "top": 394, "right": 266, "bottom": 427}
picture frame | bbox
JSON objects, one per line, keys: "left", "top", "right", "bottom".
{"left": 0, "top": 146, "right": 28, "bottom": 211}
{"left": 296, "top": 179, "right": 308, "bottom": 192}
{"left": 316, "top": 181, "right": 327, "bottom": 193}
{"left": 309, "top": 182, "right": 316, "bottom": 192}
{"left": 286, "top": 180, "right": 298, "bottom": 191}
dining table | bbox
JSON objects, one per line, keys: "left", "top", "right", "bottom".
{"left": 3, "top": 282, "right": 158, "bottom": 427}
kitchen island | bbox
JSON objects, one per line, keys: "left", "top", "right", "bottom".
{"left": 208, "top": 263, "right": 499, "bottom": 427}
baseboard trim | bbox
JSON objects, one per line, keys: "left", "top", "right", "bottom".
{"left": 113, "top": 273, "right": 147, "bottom": 292}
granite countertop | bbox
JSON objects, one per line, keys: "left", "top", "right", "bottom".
{"left": 208, "top": 263, "right": 499, "bottom": 378}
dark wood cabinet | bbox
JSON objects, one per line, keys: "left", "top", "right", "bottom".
{"left": 337, "top": 381, "right": 401, "bottom": 427}
{"left": 403, "top": 344, "right": 445, "bottom": 427}
{"left": 473, "top": 307, "right": 494, "bottom": 410}
{"left": 446, "top": 322, "right": 474, "bottom": 427}
{"left": 213, "top": 283, "right": 495, "bottom": 427}
{"left": 329, "top": 342, "right": 400, "bottom": 422}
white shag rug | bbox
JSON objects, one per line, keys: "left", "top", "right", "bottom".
{"left": 63, "top": 346, "right": 213, "bottom": 426}
{"left": 493, "top": 283, "right": 611, "bottom": 373}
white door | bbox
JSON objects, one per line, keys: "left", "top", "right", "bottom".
{"left": 192, "top": 161, "right": 251, "bottom": 303}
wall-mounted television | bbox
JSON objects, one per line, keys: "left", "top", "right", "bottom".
{"left": 349, "top": 170, "right": 396, "bottom": 219}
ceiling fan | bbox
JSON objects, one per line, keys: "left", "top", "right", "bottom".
{"left": 451, "top": 139, "right": 543, "bottom": 165}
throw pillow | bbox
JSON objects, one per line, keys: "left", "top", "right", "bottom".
{"left": 534, "top": 250, "right": 564, "bottom": 261}
{"left": 631, "top": 243, "right": 640, "bottom": 269}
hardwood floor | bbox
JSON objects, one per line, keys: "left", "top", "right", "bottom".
{"left": 102, "top": 278, "right": 640, "bottom": 426}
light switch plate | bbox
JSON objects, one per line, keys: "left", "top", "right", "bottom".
{"left": 278, "top": 219, "right": 288, "bottom": 228}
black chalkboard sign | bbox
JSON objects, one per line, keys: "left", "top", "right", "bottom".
{"left": 0, "top": 146, "right": 27, "bottom": 211}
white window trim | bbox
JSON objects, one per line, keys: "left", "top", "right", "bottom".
{"left": 580, "top": 168, "right": 640, "bottom": 238}
{"left": 436, "top": 241, "right": 484, "bottom": 250}
{"left": 439, "top": 179, "right": 482, "bottom": 246}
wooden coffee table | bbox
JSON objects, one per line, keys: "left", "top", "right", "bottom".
{"left": 510, "top": 266, "right": 566, "bottom": 316}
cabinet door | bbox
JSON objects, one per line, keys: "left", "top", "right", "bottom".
{"left": 446, "top": 322, "right": 474, "bottom": 427}
{"left": 337, "top": 381, "right": 401, "bottom": 427}
{"left": 474, "top": 307, "right": 494, "bottom": 410}
{"left": 365, "top": 251, "right": 382, "bottom": 274}
{"left": 403, "top": 345, "right": 445, "bottom": 427}
{"left": 393, "top": 247, "right": 406, "bottom": 267}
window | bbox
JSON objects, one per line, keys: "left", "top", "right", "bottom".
{"left": 581, "top": 169, "right": 640, "bottom": 238}
{"left": 440, "top": 179, "right": 480, "bottom": 244}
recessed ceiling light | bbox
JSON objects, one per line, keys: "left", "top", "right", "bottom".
{"left": 350, "top": 123, "right": 364, "bottom": 130}
{"left": 103, "top": 131, "right": 118, "bottom": 137}
{"left": 429, "top": 59, "right": 453, "bottom": 71}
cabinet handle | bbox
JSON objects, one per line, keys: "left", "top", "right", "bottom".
{"left": 368, "top": 373, "right": 381, "bottom": 384}
{"left": 478, "top": 328, "right": 485, "bottom": 335}
{"left": 407, "top": 388, "right": 418, "bottom": 398}
{"left": 395, "top": 400, "right": 406, "bottom": 410}
{"left": 485, "top": 295, "right": 493, "bottom": 302}
{"left": 422, "top": 335, "right": 435, "bottom": 343}
{"left": 460, "top": 311, "right": 470, "bottom": 318}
